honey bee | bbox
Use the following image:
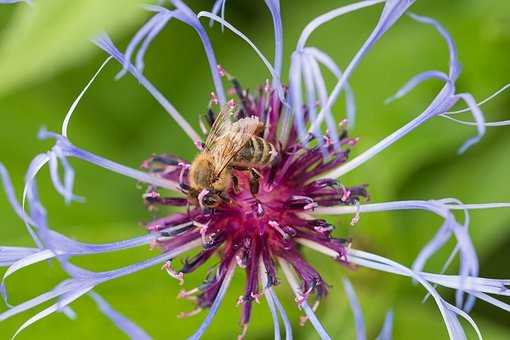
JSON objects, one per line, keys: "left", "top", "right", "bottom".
{"left": 189, "top": 105, "right": 278, "bottom": 208}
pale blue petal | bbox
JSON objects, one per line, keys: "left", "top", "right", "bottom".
{"left": 188, "top": 264, "right": 236, "bottom": 340}
{"left": 342, "top": 278, "right": 366, "bottom": 340}
{"left": 89, "top": 292, "right": 152, "bottom": 340}
{"left": 375, "top": 310, "right": 393, "bottom": 340}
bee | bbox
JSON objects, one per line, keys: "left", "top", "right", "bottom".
{"left": 189, "top": 105, "right": 278, "bottom": 208}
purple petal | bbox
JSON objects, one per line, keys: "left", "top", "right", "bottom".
{"left": 135, "top": 13, "right": 173, "bottom": 73}
{"left": 278, "top": 258, "right": 331, "bottom": 340}
{"left": 264, "top": 0, "right": 284, "bottom": 91}
{"left": 342, "top": 278, "right": 366, "bottom": 340}
{"left": 0, "top": 0, "right": 31, "bottom": 4}
{"left": 305, "top": 47, "right": 356, "bottom": 130}
{"left": 0, "top": 162, "right": 42, "bottom": 246}
{"left": 312, "top": 199, "right": 482, "bottom": 310}
{"left": 260, "top": 269, "right": 281, "bottom": 340}
{"left": 375, "top": 310, "right": 393, "bottom": 340}
{"left": 454, "top": 93, "right": 486, "bottom": 154}
{"left": 89, "top": 292, "right": 152, "bottom": 340}
{"left": 167, "top": 0, "right": 226, "bottom": 105}
{"left": 309, "top": 0, "right": 415, "bottom": 133}
{"left": 385, "top": 70, "right": 449, "bottom": 104}
{"left": 289, "top": 52, "right": 307, "bottom": 143}
{"left": 197, "top": 11, "right": 277, "bottom": 81}
{"left": 62, "top": 57, "right": 113, "bottom": 138}
{"left": 93, "top": 34, "right": 201, "bottom": 143}
{"left": 304, "top": 53, "right": 341, "bottom": 149}
{"left": 39, "top": 130, "right": 181, "bottom": 192}
{"left": 267, "top": 288, "right": 292, "bottom": 340}
{"left": 11, "top": 284, "right": 95, "bottom": 339}
{"left": 116, "top": 11, "right": 172, "bottom": 78}
{"left": 408, "top": 13, "right": 459, "bottom": 80}
{"left": 188, "top": 262, "right": 236, "bottom": 340}
{"left": 0, "top": 247, "right": 38, "bottom": 267}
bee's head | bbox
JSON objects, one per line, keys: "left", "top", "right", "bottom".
{"left": 198, "top": 189, "right": 222, "bottom": 208}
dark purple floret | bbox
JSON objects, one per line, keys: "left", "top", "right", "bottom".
{"left": 142, "top": 78, "right": 367, "bottom": 333}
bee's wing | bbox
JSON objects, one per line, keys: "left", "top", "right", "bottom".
{"left": 204, "top": 106, "right": 235, "bottom": 150}
{"left": 211, "top": 116, "right": 261, "bottom": 177}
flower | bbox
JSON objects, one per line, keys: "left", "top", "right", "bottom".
{"left": 2, "top": 0, "right": 510, "bottom": 339}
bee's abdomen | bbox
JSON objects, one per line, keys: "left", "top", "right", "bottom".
{"left": 235, "top": 136, "right": 277, "bottom": 167}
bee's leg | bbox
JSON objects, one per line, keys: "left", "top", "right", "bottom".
{"left": 179, "top": 182, "right": 191, "bottom": 195}
{"left": 219, "top": 191, "right": 233, "bottom": 207}
{"left": 232, "top": 175, "right": 240, "bottom": 194}
{"left": 153, "top": 154, "right": 180, "bottom": 165}
{"left": 205, "top": 108, "right": 216, "bottom": 127}
{"left": 232, "top": 165, "right": 249, "bottom": 171}
{"left": 249, "top": 168, "right": 261, "bottom": 195}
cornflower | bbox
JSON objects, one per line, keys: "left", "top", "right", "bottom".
{"left": 2, "top": 1, "right": 510, "bottom": 339}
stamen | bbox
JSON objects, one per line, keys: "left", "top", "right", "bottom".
{"left": 217, "top": 64, "right": 225, "bottom": 77}
{"left": 304, "top": 202, "right": 319, "bottom": 211}
{"left": 268, "top": 220, "right": 289, "bottom": 239}
{"left": 341, "top": 188, "right": 351, "bottom": 202}
{"left": 177, "top": 308, "right": 202, "bottom": 319}
{"left": 350, "top": 201, "right": 361, "bottom": 226}
{"left": 299, "top": 300, "right": 320, "bottom": 326}
{"left": 236, "top": 254, "right": 247, "bottom": 268}
{"left": 236, "top": 295, "right": 245, "bottom": 306}
{"left": 195, "top": 140, "right": 205, "bottom": 150}
{"left": 237, "top": 324, "right": 248, "bottom": 340}
{"left": 197, "top": 189, "right": 210, "bottom": 209}
{"left": 227, "top": 98, "right": 236, "bottom": 109}
{"left": 250, "top": 291, "right": 262, "bottom": 304}
{"left": 162, "top": 261, "right": 184, "bottom": 285}
{"left": 178, "top": 288, "right": 200, "bottom": 300}
{"left": 210, "top": 92, "right": 219, "bottom": 105}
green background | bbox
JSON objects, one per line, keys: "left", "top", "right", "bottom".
{"left": 1, "top": 0, "right": 509, "bottom": 339}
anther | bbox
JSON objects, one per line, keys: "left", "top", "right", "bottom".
{"left": 210, "top": 92, "right": 219, "bottom": 105}
{"left": 250, "top": 291, "right": 262, "bottom": 304}
{"left": 341, "top": 189, "right": 351, "bottom": 202}
{"left": 256, "top": 201, "right": 264, "bottom": 216}
{"left": 227, "top": 99, "right": 236, "bottom": 109}
{"left": 177, "top": 288, "right": 199, "bottom": 300}
{"left": 217, "top": 64, "right": 225, "bottom": 77}
{"left": 303, "top": 202, "right": 318, "bottom": 210}
{"left": 236, "top": 295, "right": 245, "bottom": 306}
{"left": 299, "top": 301, "right": 320, "bottom": 326}
{"left": 162, "top": 261, "right": 184, "bottom": 285}
{"left": 194, "top": 140, "right": 205, "bottom": 150}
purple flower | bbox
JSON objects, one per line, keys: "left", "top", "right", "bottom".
{"left": 2, "top": 0, "right": 510, "bottom": 339}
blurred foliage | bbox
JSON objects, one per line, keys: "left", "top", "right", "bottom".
{"left": 0, "top": 0, "right": 509, "bottom": 339}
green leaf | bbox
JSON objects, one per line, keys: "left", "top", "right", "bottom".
{"left": 0, "top": 0, "right": 145, "bottom": 96}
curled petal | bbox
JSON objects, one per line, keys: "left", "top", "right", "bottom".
{"left": 385, "top": 70, "right": 449, "bottom": 104}
{"left": 93, "top": 34, "right": 201, "bottom": 143}
{"left": 39, "top": 130, "right": 181, "bottom": 192}
{"left": 62, "top": 57, "right": 112, "bottom": 138}
{"left": 166, "top": 0, "right": 226, "bottom": 105}
{"left": 197, "top": 11, "right": 278, "bottom": 82}
{"left": 310, "top": 0, "right": 415, "bottom": 135}
{"left": 0, "top": 247, "right": 38, "bottom": 267}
